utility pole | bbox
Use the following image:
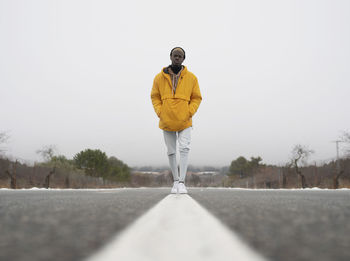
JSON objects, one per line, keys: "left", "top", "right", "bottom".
{"left": 332, "top": 140, "right": 344, "bottom": 189}
{"left": 333, "top": 140, "right": 342, "bottom": 173}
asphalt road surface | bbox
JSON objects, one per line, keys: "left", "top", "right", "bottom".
{"left": 190, "top": 188, "right": 350, "bottom": 261}
{"left": 1, "top": 188, "right": 349, "bottom": 261}
{"left": 0, "top": 188, "right": 168, "bottom": 261}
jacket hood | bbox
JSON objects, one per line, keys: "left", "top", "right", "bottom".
{"left": 162, "top": 65, "right": 188, "bottom": 76}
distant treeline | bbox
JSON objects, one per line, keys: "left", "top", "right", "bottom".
{"left": 226, "top": 155, "right": 350, "bottom": 189}
{"left": 1, "top": 139, "right": 350, "bottom": 189}
{"left": 0, "top": 148, "right": 131, "bottom": 189}
{"left": 1, "top": 154, "right": 350, "bottom": 189}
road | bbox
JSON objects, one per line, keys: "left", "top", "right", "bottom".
{"left": 0, "top": 188, "right": 349, "bottom": 261}
{"left": 0, "top": 188, "right": 168, "bottom": 261}
{"left": 190, "top": 188, "right": 350, "bottom": 261}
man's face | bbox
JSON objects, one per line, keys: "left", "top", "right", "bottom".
{"left": 170, "top": 49, "right": 185, "bottom": 66}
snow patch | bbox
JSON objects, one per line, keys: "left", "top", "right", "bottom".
{"left": 196, "top": 187, "right": 350, "bottom": 191}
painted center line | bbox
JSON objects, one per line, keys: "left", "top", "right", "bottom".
{"left": 86, "top": 194, "right": 267, "bottom": 261}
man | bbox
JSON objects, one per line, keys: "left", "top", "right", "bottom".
{"left": 151, "top": 47, "right": 202, "bottom": 194}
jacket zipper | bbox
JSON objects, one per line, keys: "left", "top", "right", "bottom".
{"left": 165, "top": 73, "right": 183, "bottom": 97}
{"left": 165, "top": 74, "right": 173, "bottom": 95}
{"left": 176, "top": 76, "right": 184, "bottom": 95}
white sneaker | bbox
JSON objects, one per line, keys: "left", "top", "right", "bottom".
{"left": 171, "top": 181, "right": 179, "bottom": 194}
{"left": 178, "top": 182, "right": 188, "bottom": 194}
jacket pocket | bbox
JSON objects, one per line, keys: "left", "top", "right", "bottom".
{"left": 158, "top": 106, "right": 163, "bottom": 118}
{"left": 187, "top": 104, "right": 192, "bottom": 118}
{"left": 174, "top": 100, "right": 190, "bottom": 122}
{"left": 160, "top": 99, "right": 190, "bottom": 130}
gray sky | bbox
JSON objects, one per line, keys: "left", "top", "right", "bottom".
{"left": 1, "top": 0, "right": 349, "bottom": 167}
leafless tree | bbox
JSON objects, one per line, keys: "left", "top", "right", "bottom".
{"left": 341, "top": 131, "right": 350, "bottom": 157}
{"left": 0, "top": 131, "right": 10, "bottom": 154}
{"left": 331, "top": 131, "right": 350, "bottom": 189}
{"left": 5, "top": 160, "right": 18, "bottom": 189}
{"left": 290, "top": 144, "right": 314, "bottom": 188}
{"left": 332, "top": 161, "right": 344, "bottom": 189}
{"left": 36, "top": 145, "right": 57, "bottom": 162}
{"left": 36, "top": 145, "right": 57, "bottom": 188}
{"left": 43, "top": 166, "right": 56, "bottom": 189}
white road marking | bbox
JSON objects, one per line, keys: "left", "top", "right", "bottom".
{"left": 86, "top": 194, "right": 267, "bottom": 261}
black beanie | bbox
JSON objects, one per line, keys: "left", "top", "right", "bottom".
{"left": 170, "top": 47, "right": 186, "bottom": 59}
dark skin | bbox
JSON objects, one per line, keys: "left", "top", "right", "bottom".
{"left": 170, "top": 49, "right": 185, "bottom": 74}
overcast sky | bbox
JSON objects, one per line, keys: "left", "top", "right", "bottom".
{"left": 1, "top": 0, "right": 349, "bottom": 167}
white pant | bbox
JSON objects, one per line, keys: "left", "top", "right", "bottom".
{"left": 163, "top": 127, "right": 191, "bottom": 183}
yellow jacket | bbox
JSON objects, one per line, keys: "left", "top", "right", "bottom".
{"left": 151, "top": 66, "right": 202, "bottom": 131}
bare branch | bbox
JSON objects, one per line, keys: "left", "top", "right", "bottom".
{"left": 36, "top": 145, "right": 57, "bottom": 162}
{"left": 340, "top": 131, "right": 350, "bottom": 157}
{"left": 0, "top": 132, "right": 9, "bottom": 143}
{"left": 0, "top": 131, "right": 10, "bottom": 153}
{"left": 291, "top": 144, "right": 314, "bottom": 166}
{"left": 290, "top": 144, "right": 314, "bottom": 188}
